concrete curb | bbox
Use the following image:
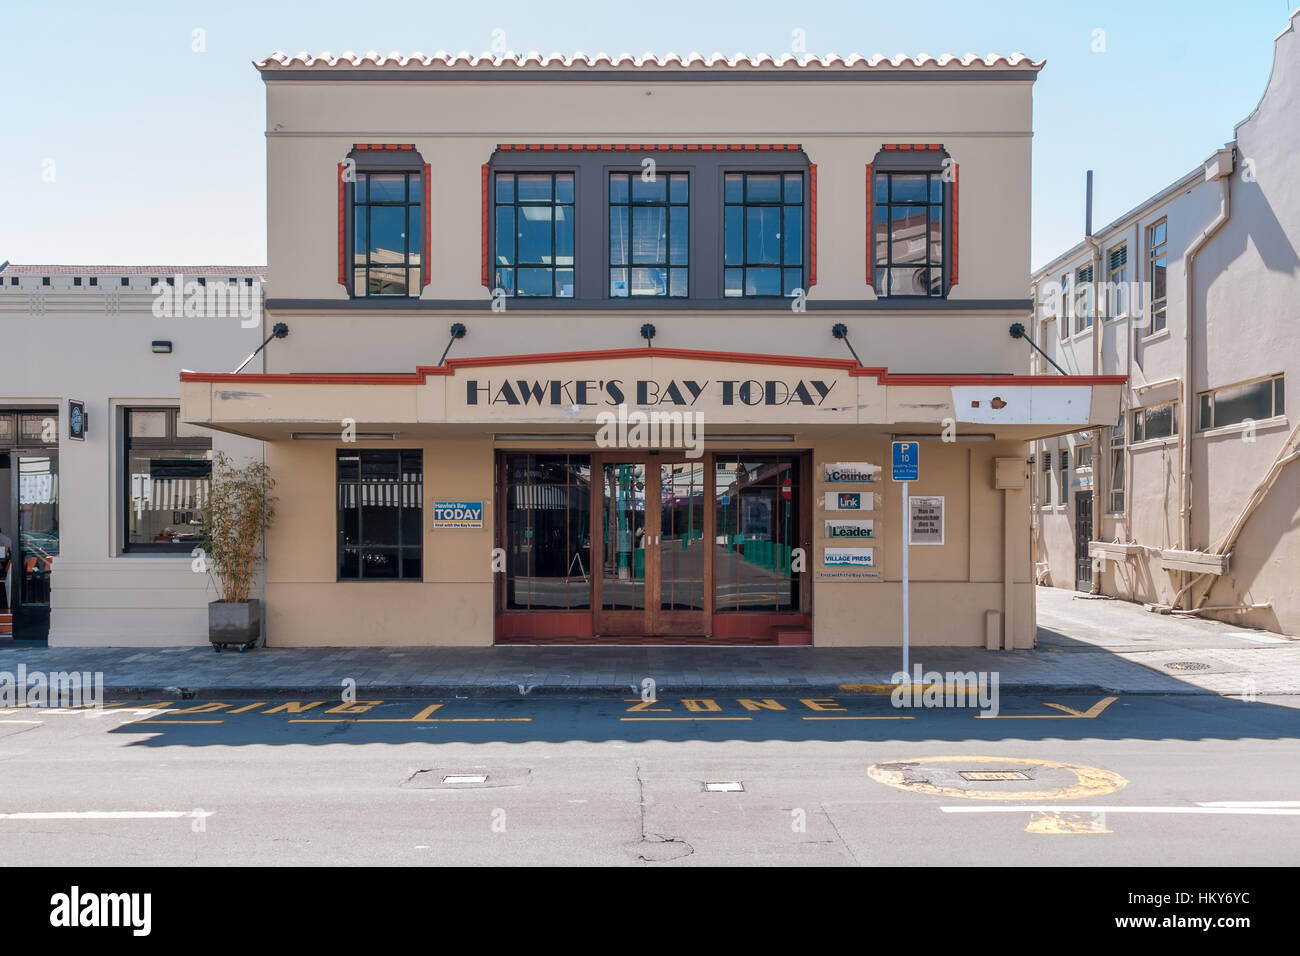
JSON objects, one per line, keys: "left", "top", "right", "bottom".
{"left": 95, "top": 681, "right": 1228, "bottom": 701}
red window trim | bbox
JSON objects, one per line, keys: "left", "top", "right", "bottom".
{"left": 864, "top": 162, "right": 874, "bottom": 288}
{"left": 808, "top": 163, "right": 818, "bottom": 289}
{"left": 336, "top": 163, "right": 346, "bottom": 287}
{"left": 481, "top": 163, "right": 490, "bottom": 288}
{"left": 951, "top": 162, "right": 960, "bottom": 286}
{"left": 423, "top": 162, "right": 432, "bottom": 290}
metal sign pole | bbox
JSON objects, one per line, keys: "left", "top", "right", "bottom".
{"left": 902, "top": 479, "right": 910, "bottom": 677}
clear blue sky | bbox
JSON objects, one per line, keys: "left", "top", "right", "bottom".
{"left": 0, "top": 0, "right": 1291, "bottom": 270}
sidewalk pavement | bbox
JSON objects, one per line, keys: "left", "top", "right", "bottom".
{"left": 0, "top": 587, "right": 1295, "bottom": 700}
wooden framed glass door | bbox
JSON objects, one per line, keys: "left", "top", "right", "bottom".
{"left": 592, "top": 454, "right": 711, "bottom": 638}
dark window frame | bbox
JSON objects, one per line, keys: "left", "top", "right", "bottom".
{"left": 872, "top": 163, "right": 951, "bottom": 299}
{"left": 608, "top": 170, "right": 689, "bottom": 298}
{"left": 335, "top": 449, "right": 424, "bottom": 582}
{"left": 493, "top": 170, "right": 576, "bottom": 298}
{"left": 1198, "top": 374, "right": 1285, "bottom": 431}
{"left": 723, "top": 170, "right": 806, "bottom": 298}
{"left": 122, "top": 407, "right": 213, "bottom": 554}
{"left": 350, "top": 168, "right": 424, "bottom": 299}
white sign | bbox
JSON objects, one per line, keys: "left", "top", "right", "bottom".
{"left": 824, "top": 519, "right": 874, "bottom": 539}
{"left": 822, "top": 461, "right": 879, "bottom": 483}
{"left": 824, "top": 547, "right": 874, "bottom": 568}
{"left": 908, "top": 495, "right": 945, "bottom": 545}
{"left": 824, "top": 491, "right": 874, "bottom": 511}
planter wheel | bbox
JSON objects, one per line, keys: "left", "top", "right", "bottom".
{"left": 213, "top": 644, "right": 221, "bottom": 653}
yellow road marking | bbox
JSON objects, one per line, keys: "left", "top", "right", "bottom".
{"left": 977, "top": 696, "right": 1118, "bottom": 720}
{"left": 1025, "top": 811, "right": 1112, "bottom": 834}
{"left": 619, "top": 717, "right": 753, "bottom": 722}
{"left": 868, "top": 755, "right": 1128, "bottom": 801}
{"left": 226, "top": 702, "right": 268, "bottom": 714}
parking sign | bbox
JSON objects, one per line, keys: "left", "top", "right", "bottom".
{"left": 892, "top": 441, "right": 919, "bottom": 481}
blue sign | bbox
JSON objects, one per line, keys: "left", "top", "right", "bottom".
{"left": 432, "top": 500, "right": 484, "bottom": 528}
{"left": 892, "top": 441, "right": 919, "bottom": 481}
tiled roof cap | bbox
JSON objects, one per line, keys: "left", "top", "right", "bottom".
{"left": 255, "top": 50, "right": 1044, "bottom": 73}
{"left": 0, "top": 265, "right": 266, "bottom": 276}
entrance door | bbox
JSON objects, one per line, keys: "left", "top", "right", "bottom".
{"left": 12, "top": 452, "right": 59, "bottom": 640}
{"left": 593, "top": 455, "right": 710, "bottom": 638}
{"left": 1074, "top": 490, "right": 1093, "bottom": 591}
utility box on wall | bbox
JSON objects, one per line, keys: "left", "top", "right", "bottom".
{"left": 994, "top": 457, "right": 1026, "bottom": 490}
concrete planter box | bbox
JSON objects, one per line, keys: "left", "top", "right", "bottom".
{"left": 208, "top": 599, "right": 261, "bottom": 651}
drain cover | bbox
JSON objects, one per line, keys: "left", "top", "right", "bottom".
{"left": 1164, "top": 661, "right": 1212, "bottom": 671}
{"left": 442, "top": 774, "right": 487, "bottom": 784}
{"left": 703, "top": 781, "right": 744, "bottom": 792}
{"left": 959, "top": 770, "right": 1031, "bottom": 782}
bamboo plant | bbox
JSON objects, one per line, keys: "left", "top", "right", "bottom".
{"left": 201, "top": 452, "right": 276, "bottom": 604}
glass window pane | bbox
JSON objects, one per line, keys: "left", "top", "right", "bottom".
{"left": 495, "top": 174, "right": 514, "bottom": 203}
{"left": 369, "top": 174, "right": 404, "bottom": 202}
{"left": 890, "top": 206, "right": 927, "bottom": 264}
{"left": 408, "top": 207, "right": 422, "bottom": 263}
{"left": 1276, "top": 377, "right": 1285, "bottom": 416}
{"left": 724, "top": 173, "right": 743, "bottom": 203}
{"left": 783, "top": 268, "right": 802, "bottom": 296}
{"left": 353, "top": 174, "right": 367, "bottom": 202}
{"left": 517, "top": 174, "right": 551, "bottom": 201}
{"left": 368, "top": 206, "right": 405, "bottom": 261}
{"left": 517, "top": 267, "right": 553, "bottom": 296}
{"left": 496, "top": 267, "right": 515, "bottom": 295}
{"left": 1213, "top": 380, "right": 1274, "bottom": 428}
{"left": 555, "top": 173, "right": 574, "bottom": 203}
{"left": 874, "top": 172, "right": 887, "bottom": 202}
{"left": 783, "top": 174, "right": 803, "bottom": 203}
{"left": 631, "top": 176, "right": 667, "bottom": 203}
{"left": 129, "top": 410, "right": 168, "bottom": 439}
{"left": 724, "top": 206, "right": 743, "bottom": 265}
{"left": 630, "top": 267, "right": 667, "bottom": 296}
{"left": 783, "top": 207, "right": 802, "bottom": 265}
{"left": 495, "top": 207, "right": 514, "bottom": 265}
{"left": 669, "top": 174, "right": 688, "bottom": 203}
{"left": 724, "top": 268, "right": 743, "bottom": 296}
{"left": 555, "top": 206, "right": 573, "bottom": 265}
{"left": 669, "top": 207, "right": 688, "bottom": 265}
{"left": 745, "top": 268, "right": 781, "bottom": 296}
{"left": 892, "top": 174, "right": 927, "bottom": 202}
{"left": 610, "top": 208, "right": 628, "bottom": 266}
{"left": 353, "top": 211, "right": 366, "bottom": 265}
{"left": 928, "top": 175, "right": 943, "bottom": 202}
{"left": 669, "top": 268, "right": 688, "bottom": 297}
{"left": 630, "top": 206, "right": 666, "bottom": 265}
{"left": 556, "top": 269, "right": 574, "bottom": 297}
{"left": 610, "top": 268, "right": 629, "bottom": 297}
{"left": 746, "top": 174, "right": 780, "bottom": 203}
{"left": 517, "top": 206, "right": 553, "bottom": 264}
{"left": 126, "top": 450, "right": 211, "bottom": 546}
{"left": 745, "top": 207, "right": 781, "bottom": 264}
{"left": 1200, "top": 394, "right": 1213, "bottom": 430}
{"left": 609, "top": 174, "right": 629, "bottom": 204}
{"left": 889, "top": 267, "right": 928, "bottom": 296}
{"left": 873, "top": 206, "right": 889, "bottom": 265}
{"left": 408, "top": 172, "right": 421, "bottom": 201}
{"left": 401, "top": 550, "right": 422, "bottom": 581}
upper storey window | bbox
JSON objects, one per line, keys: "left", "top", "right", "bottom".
{"left": 353, "top": 171, "right": 423, "bottom": 297}
{"left": 494, "top": 172, "right": 575, "bottom": 297}
{"left": 723, "top": 172, "right": 804, "bottom": 297}
{"left": 872, "top": 170, "right": 945, "bottom": 297}
{"left": 609, "top": 172, "right": 689, "bottom": 297}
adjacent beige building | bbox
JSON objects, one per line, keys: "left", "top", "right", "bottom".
{"left": 0, "top": 266, "right": 266, "bottom": 643}
{"left": 1029, "top": 10, "right": 1300, "bottom": 636}
{"left": 173, "top": 49, "right": 1123, "bottom": 649}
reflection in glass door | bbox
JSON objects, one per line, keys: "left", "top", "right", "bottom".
{"left": 598, "top": 462, "right": 647, "bottom": 630}
{"left": 657, "top": 461, "right": 708, "bottom": 634}
{"left": 16, "top": 453, "right": 58, "bottom": 640}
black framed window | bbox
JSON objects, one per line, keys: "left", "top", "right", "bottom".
{"left": 502, "top": 454, "right": 591, "bottom": 609}
{"left": 494, "top": 172, "right": 574, "bottom": 297}
{"left": 124, "top": 408, "right": 212, "bottom": 553}
{"left": 713, "top": 456, "right": 801, "bottom": 610}
{"left": 724, "top": 172, "right": 804, "bottom": 297}
{"left": 352, "top": 171, "right": 423, "bottom": 297}
{"left": 1147, "top": 220, "right": 1168, "bottom": 332}
{"left": 609, "top": 172, "right": 688, "bottom": 297}
{"left": 337, "top": 450, "right": 423, "bottom": 581}
{"left": 1108, "top": 411, "right": 1125, "bottom": 514}
{"left": 873, "top": 171, "right": 945, "bottom": 297}
{"left": 1132, "top": 401, "right": 1178, "bottom": 442}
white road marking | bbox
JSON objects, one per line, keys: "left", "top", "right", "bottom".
{"left": 0, "top": 720, "right": 43, "bottom": 725}
{"left": 940, "top": 805, "right": 1300, "bottom": 815}
{"left": 1198, "top": 800, "right": 1300, "bottom": 808}
{"left": 0, "top": 810, "right": 214, "bottom": 821}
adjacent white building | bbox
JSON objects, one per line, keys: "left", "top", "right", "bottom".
{"left": 1029, "top": 9, "right": 1300, "bottom": 635}
{"left": 0, "top": 265, "right": 265, "bottom": 643}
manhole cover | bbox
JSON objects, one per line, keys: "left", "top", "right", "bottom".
{"left": 401, "top": 767, "right": 530, "bottom": 789}
{"left": 1164, "top": 661, "right": 1212, "bottom": 671}
{"left": 959, "top": 770, "right": 1030, "bottom": 782}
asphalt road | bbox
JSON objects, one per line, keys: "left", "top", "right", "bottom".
{"left": 2, "top": 693, "right": 1298, "bottom": 865}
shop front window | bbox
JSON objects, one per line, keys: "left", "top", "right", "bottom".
{"left": 503, "top": 454, "right": 591, "bottom": 609}
{"left": 713, "top": 456, "right": 800, "bottom": 611}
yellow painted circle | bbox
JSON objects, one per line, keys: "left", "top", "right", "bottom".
{"left": 867, "top": 755, "right": 1127, "bottom": 801}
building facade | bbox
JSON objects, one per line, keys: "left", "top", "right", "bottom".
{"left": 1029, "top": 10, "right": 1300, "bottom": 636}
{"left": 0, "top": 266, "right": 266, "bottom": 643}
{"left": 168, "top": 50, "right": 1124, "bottom": 649}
